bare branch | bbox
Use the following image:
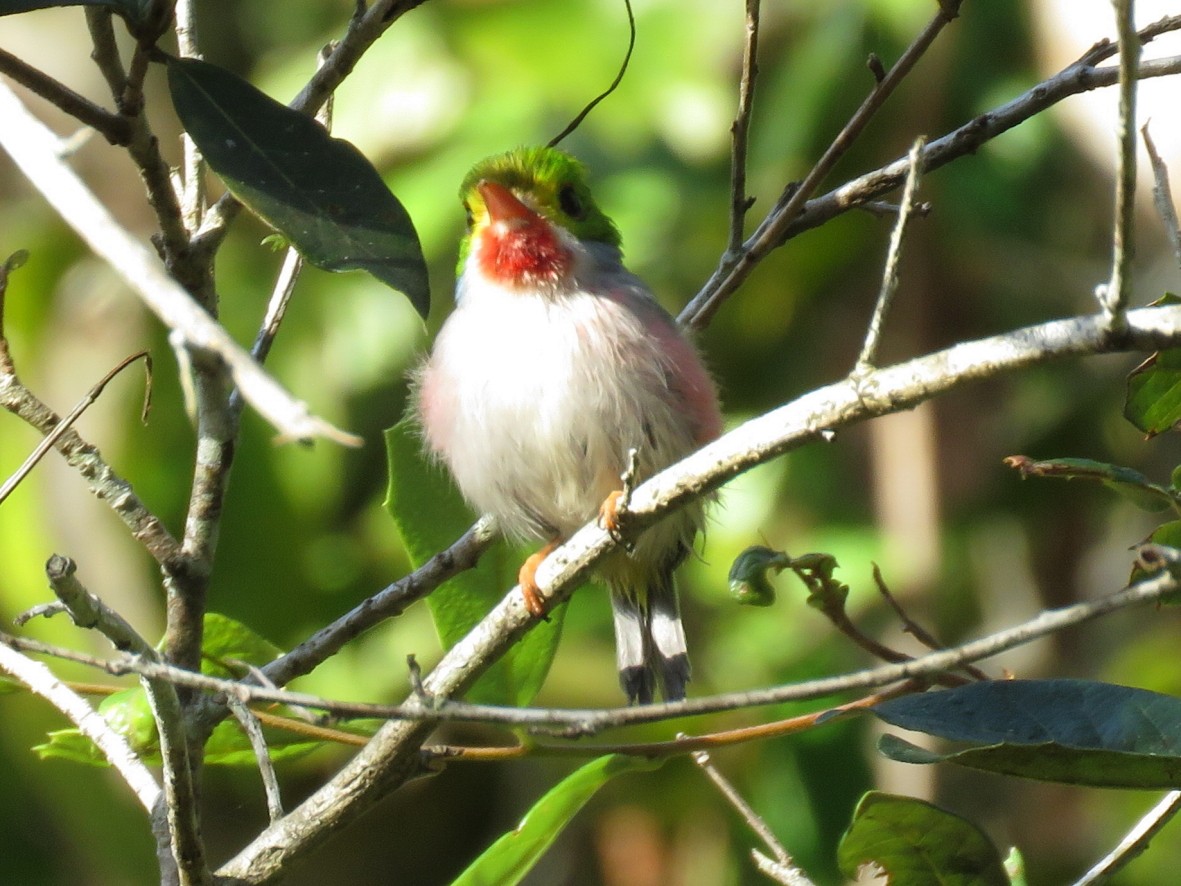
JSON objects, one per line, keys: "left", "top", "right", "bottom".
{"left": 855, "top": 136, "right": 926, "bottom": 373}
{"left": 0, "top": 47, "right": 130, "bottom": 144}
{"left": 1097, "top": 0, "right": 1141, "bottom": 329}
{"left": 691, "top": 747, "right": 808, "bottom": 883}
{"left": 0, "top": 80, "right": 359, "bottom": 445}
{"left": 684, "top": 0, "right": 964, "bottom": 329}
{"left": 1073, "top": 790, "right": 1181, "bottom": 885}
{"left": 0, "top": 351, "right": 151, "bottom": 507}
{"left": 7, "top": 560, "right": 1177, "bottom": 734}
{"left": 1142, "top": 123, "right": 1181, "bottom": 270}
{"left": 726, "top": 0, "right": 761, "bottom": 255}
{"left": 681, "top": 22, "right": 1181, "bottom": 330}
{"left": 226, "top": 698, "right": 285, "bottom": 823}
{"left": 41, "top": 555, "right": 210, "bottom": 886}
{"left": 0, "top": 644, "right": 161, "bottom": 812}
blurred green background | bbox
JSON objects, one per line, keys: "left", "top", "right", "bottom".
{"left": 1, "top": 0, "right": 1181, "bottom": 882}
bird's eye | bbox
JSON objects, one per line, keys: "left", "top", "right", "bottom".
{"left": 558, "top": 184, "right": 585, "bottom": 219}
{"left": 463, "top": 201, "right": 474, "bottom": 229}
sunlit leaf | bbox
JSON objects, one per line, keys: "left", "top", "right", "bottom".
{"left": 872, "top": 679, "right": 1181, "bottom": 788}
{"left": 837, "top": 792, "right": 1008, "bottom": 886}
{"left": 1004, "top": 455, "right": 1178, "bottom": 512}
{"left": 168, "top": 57, "right": 430, "bottom": 317}
{"left": 1126, "top": 297, "right": 1181, "bottom": 436}
{"left": 452, "top": 755, "right": 661, "bottom": 886}
{"left": 384, "top": 419, "right": 564, "bottom": 706}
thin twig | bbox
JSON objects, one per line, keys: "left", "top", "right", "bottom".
{"left": 0, "top": 47, "right": 131, "bottom": 144}
{"left": 85, "top": 8, "right": 129, "bottom": 103}
{"left": 684, "top": 0, "right": 963, "bottom": 330}
{"left": 0, "top": 351, "right": 151, "bottom": 506}
{"left": 871, "top": 564, "right": 991, "bottom": 681}
{"left": 691, "top": 746, "right": 799, "bottom": 875}
{"left": 0, "top": 344, "right": 181, "bottom": 566}
{"left": 751, "top": 850, "right": 816, "bottom": 886}
{"left": 1142, "top": 123, "right": 1181, "bottom": 271}
{"left": 1073, "top": 790, "right": 1181, "bottom": 885}
{"left": 188, "top": 517, "right": 498, "bottom": 736}
{"left": 726, "top": 0, "right": 761, "bottom": 255}
{"left": 227, "top": 698, "right": 284, "bottom": 823}
{"left": 855, "top": 136, "right": 926, "bottom": 373}
{"left": 9, "top": 562, "right": 1179, "bottom": 735}
{"left": 679, "top": 22, "right": 1181, "bottom": 331}
{"left": 1098, "top": 0, "right": 1140, "bottom": 330}
{"left": 547, "top": 0, "right": 635, "bottom": 147}
{"left": 175, "top": 0, "right": 206, "bottom": 234}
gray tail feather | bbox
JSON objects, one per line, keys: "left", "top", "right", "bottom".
{"left": 611, "top": 571, "right": 690, "bottom": 704}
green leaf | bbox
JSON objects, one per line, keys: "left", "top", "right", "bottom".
{"left": 384, "top": 419, "right": 564, "bottom": 706}
{"left": 35, "top": 687, "right": 155, "bottom": 765}
{"left": 200, "top": 611, "right": 283, "bottom": 678}
{"left": 35, "top": 613, "right": 334, "bottom": 766}
{"left": 872, "top": 679, "right": 1181, "bottom": 788}
{"left": 167, "top": 57, "right": 429, "bottom": 317}
{"left": 452, "top": 754, "right": 661, "bottom": 886}
{"left": 727, "top": 545, "right": 790, "bottom": 606}
{"left": 1126, "top": 348, "right": 1181, "bottom": 437}
{"left": 0, "top": 1, "right": 153, "bottom": 29}
{"left": 1005, "top": 455, "right": 1179, "bottom": 511}
{"left": 837, "top": 792, "right": 1008, "bottom": 886}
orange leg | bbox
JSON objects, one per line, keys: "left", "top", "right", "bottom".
{"left": 597, "top": 489, "right": 627, "bottom": 540}
{"left": 519, "top": 538, "right": 560, "bottom": 618}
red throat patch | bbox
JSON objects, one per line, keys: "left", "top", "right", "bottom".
{"left": 476, "top": 217, "right": 572, "bottom": 286}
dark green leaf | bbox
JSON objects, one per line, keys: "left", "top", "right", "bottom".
{"left": 1005, "top": 455, "right": 1178, "bottom": 511}
{"left": 872, "top": 679, "right": 1181, "bottom": 788}
{"left": 167, "top": 57, "right": 429, "bottom": 317}
{"left": 452, "top": 755, "right": 661, "bottom": 886}
{"left": 1126, "top": 348, "right": 1181, "bottom": 437}
{"left": 384, "top": 419, "right": 564, "bottom": 706}
{"left": 727, "top": 545, "right": 789, "bottom": 606}
{"left": 837, "top": 792, "right": 1008, "bottom": 886}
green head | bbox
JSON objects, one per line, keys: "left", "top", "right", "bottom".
{"left": 457, "top": 146, "right": 621, "bottom": 272}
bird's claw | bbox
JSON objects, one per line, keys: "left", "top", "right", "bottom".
{"left": 598, "top": 489, "right": 629, "bottom": 543}
{"left": 518, "top": 540, "right": 559, "bottom": 619}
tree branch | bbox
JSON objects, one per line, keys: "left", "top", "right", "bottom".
{"left": 685, "top": 0, "right": 964, "bottom": 329}
{"left": 682, "top": 20, "right": 1181, "bottom": 330}
{"left": 1097, "top": 0, "right": 1140, "bottom": 329}
{"left": 41, "top": 554, "right": 210, "bottom": 886}
{"left": 210, "top": 295, "right": 1181, "bottom": 880}
{"left": 0, "top": 80, "right": 359, "bottom": 445}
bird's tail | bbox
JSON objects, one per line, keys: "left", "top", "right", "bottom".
{"left": 611, "top": 569, "right": 690, "bottom": 704}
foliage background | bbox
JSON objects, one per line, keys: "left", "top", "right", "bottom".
{"left": 0, "top": 0, "right": 1179, "bottom": 883}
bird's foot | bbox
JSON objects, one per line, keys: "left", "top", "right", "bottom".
{"left": 519, "top": 538, "right": 560, "bottom": 618}
{"left": 598, "top": 489, "right": 629, "bottom": 543}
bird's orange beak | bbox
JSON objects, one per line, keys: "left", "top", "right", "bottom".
{"left": 477, "top": 180, "right": 538, "bottom": 229}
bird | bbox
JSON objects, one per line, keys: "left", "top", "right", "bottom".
{"left": 414, "top": 146, "right": 722, "bottom": 703}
